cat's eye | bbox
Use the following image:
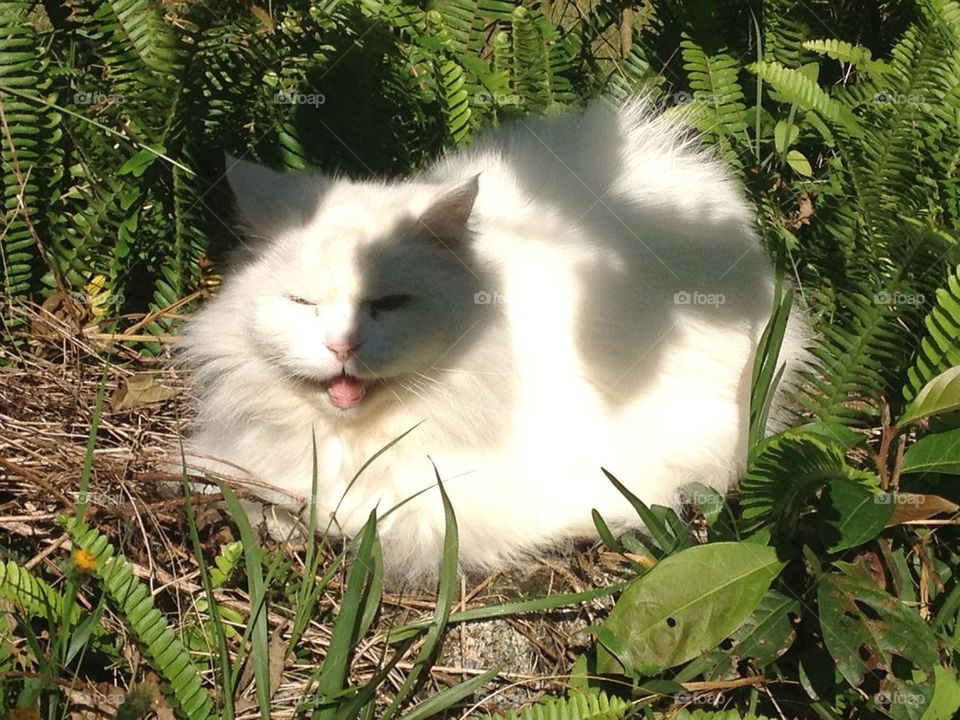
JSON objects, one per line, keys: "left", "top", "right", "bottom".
{"left": 369, "top": 294, "right": 412, "bottom": 316}
{"left": 287, "top": 295, "right": 315, "bottom": 306}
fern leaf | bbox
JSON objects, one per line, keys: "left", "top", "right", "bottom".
{"left": 904, "top": 265, "right": 960, "bottom": 401}
{"left": 675, "top": 35, "right": 747, "bottom": 169}
{"left": 802, "top": 39, "right": 878, "bottom": 74}
{"left": 740, "top": 430, "right": 873, "bottom": 536}
{"left": 431, "top": 0, "right": 490, "bottom": 55}
{"left": 476, "top": 689, "right": 632, "bottom": 720}
{"left": 509, "top": 6, "right": 568, "bottom": 112}
{"left": 210, "top": 541, "right": 243, "bottom": 589}
{"left": 439, "top": 58, "right": 473, "bottom": 146}
{"left": 0, "top": 1, "right": 63, "bottom": 314}
{"left": 61, "top": 516, "right": 215, "bottom": 720}
{"left": 82, "top": 0, "right": 182, "bottom": 142}
{"left": 749, "top": 60, "right": 862, "bottom": 136}
{"left": 0, "top": 560, "right": 71, "bottom": 623}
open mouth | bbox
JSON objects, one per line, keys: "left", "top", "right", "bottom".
{"left": 325, "top": 372, "right": 366, "bottom": 409}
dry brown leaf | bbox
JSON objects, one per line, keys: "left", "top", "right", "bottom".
{"left": 237, "top": 622, "right": 289, "bottom": 713}
{"left": 29, "top": 291, "right": 84, "bottom": 337}
{"left": 112, "top": 373, "right": 178, "bottom": 411}
{"left": 888, "top": 493, "right": 959, "bottom": 526}
{"left": 784, "top": 192, "right": 814, "bottom": 231}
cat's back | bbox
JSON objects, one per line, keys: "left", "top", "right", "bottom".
{"left": 421, "top": 100, "right": 798, "bottom": 508}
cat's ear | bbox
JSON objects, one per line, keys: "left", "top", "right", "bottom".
{"left": 416, "top": 175, "right": 479, "bottom": 246}
{"left": 224, "top": 153, "right": 324, "bottom": 236}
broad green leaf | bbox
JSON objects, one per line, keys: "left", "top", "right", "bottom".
{"left": 727, "top": 589, "right": 800, "bottom": 668}
{"left": 817, "top": 479, "right": 893, "bottom": 552}
{"left": 901, "top": 427, "right": 960, "bottom": 475}
{"left": 899, "top": 366, "right": 960, "bottom": 426}
{"left": 117, "top": 147, "right": 159, "bottom": 177}
{"left": 598, "top": 543, "right": 784, "bottom": 673}
{"left": 679, "top": 589, "right": 799, "bottom": 682}
{"left": 922, "top": 666, "right": 960, "bottom": 720}
{"left": 786, "top": 149, "right": 813, "bottom": 176}
{"left": 774, "top": 120, "right": 799, "bottom": 153}
{"left": 819, "top": 563, "right": 938, "bottom": 720}
{"left": 790, "top": 420, "right": 865, "bottom": 450}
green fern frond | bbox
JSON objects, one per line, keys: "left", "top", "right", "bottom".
{"left": 763, "top": 13, "right": 810, "bottom": 67}
{"left": 0, "top": 560, "right": 71, "bottom": 623}
{"left": 740, "top": 430, "right": 871, "bottom": 536}
{"left": 81, "top": 0, "right": 182, "bottom": 141}
{"left": 0, "top": 1, "right": 63, "bottom": 313}
{"left": 749, "top": 60, "right": 862, "bottom": 136}
{"left": 904, "top": 264, "right": 960, "bottom": 401}
{"left": 673, "top": 710, "right": 776, "bottom": 720}
{"left": 800, "top": 290, "right": 907, "bottom": 426}
{"left": 476, "top": 689, "right": 631, "bottom": 720}
{"left": 431, "top": 0, "right": 493, "bottom": 55}
{"left": 61, "top": 516, "right": 215, "bottom": 720}
{"left": 675, "top": 35, "right": 747, "bottom": 168}
{"left": 602, "top": 41, "right": 660, "bottom": 105}
{"left": 210, "top": 541, "right": 243, "bottom": 589}
{"left": 438, "top": 57, "right": 473, "bottom": 145}
{"left": 509, "top": 6, "right": 569, "bottom": 112}
{"left": 802, "top": 39, "right": 879, "bottom": 75}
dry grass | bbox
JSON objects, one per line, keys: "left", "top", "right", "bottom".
{"left": 0, "top": 301, "right": 627, "bottom": 718}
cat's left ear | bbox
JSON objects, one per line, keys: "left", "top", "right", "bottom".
{"left": 416, "top": 175, "right": 479, "bottom": 246}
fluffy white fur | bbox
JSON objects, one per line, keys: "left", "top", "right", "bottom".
{"left": 177, "top": 99, "right": 808, "bottom": 580}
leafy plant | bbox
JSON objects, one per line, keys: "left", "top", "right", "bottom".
{"left": 61, "top": 516, "right": 216, "bottom": 720}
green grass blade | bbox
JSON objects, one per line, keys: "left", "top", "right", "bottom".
{"left": 218, "top": 481, "right": 271, "bottom": 719}
{"left": 400, "top": 667, "right": 498, "bottom": 720}
{"left": 382, "top": 464, "right": 459, "bottom": 720}
{"left": 601, "top": 468, "right": 675, "bottom": 554}
{"left": 388, "top": 581, "right": 629, "bottom": 643}
{"left": 313, "top": 510, "right": 379, "bottom": 720}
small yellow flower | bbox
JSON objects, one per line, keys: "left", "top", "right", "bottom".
{"left": 73, "top": 548, "right": 98, "bottom": 573}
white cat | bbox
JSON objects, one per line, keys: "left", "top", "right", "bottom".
{"left": 176, "top": 98, "right": 809, "bottom": 581}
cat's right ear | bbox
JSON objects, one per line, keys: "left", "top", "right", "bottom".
{"left": 415, "top": 175, "right": 480, "bottom": 247}
{"left": 223, "top": 153, "right": 324, "bottom": 236}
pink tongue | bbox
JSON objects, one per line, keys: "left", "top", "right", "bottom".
{"left": 327, "top": 374, "right": 365, "bottom": 409}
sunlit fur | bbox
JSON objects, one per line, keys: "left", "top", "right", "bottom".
{"left": 176, "top": 98, "right": 809, "bottom": 581}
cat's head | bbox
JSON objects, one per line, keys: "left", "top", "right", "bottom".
{"left": 221, "top": 156, "right": 488, "bottom": 416}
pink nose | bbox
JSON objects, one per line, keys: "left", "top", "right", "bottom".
{"left": 326, "top": 340, "right": 358, "bottom": 362}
